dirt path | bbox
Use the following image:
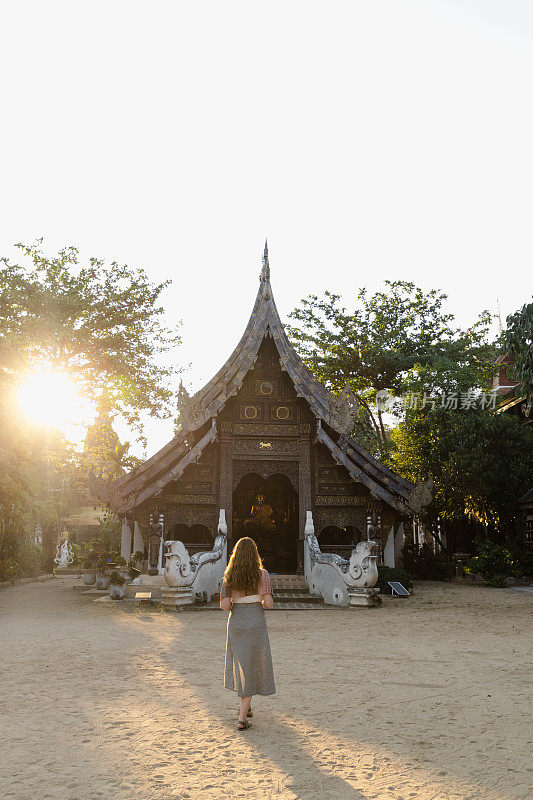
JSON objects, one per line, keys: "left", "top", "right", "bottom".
{"left": 0, "top": 576, "right": 531, "bottom": 800}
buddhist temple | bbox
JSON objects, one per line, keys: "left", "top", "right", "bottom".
{"left": 103, "top": 244, "right": 423, "bottom": 584}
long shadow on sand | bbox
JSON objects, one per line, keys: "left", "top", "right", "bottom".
{"left": 163, "top": 611, "right": 370, "bottom": 800}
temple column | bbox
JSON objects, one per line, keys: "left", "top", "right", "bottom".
{"left": 298, "top": 430, "right": 312, "bottom": 574}
{"left": 383, "top": 522, "right": 395, "bottom": 567}
{"left": 133, "top": 521, "right": 145, "bottom": 555}
{"left": 394, "top": 519, "right": 405, "bottom": 566}
{"left": 120, "top": 518, "right": 132, "bottom": 561}
{"left": 219, "top": 425, "right": 233, "bottom": 543}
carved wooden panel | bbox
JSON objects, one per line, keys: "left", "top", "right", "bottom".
{"left": 255, "top": 379, "right": 277, "bottom": 396}
{"left": 315, "top": 495, "right": 367, "bottom": 506}
{"left": 233, "top": 423, "right": 300, "bottom": 436}
{"left": 314, "top": 507, "right": 367, "bottom": 533}
{"left": 239, "top": 404, "right": 262, "bottom": 420}
{"left": 318, "top": 461, "right": 337, "bottom": 480}
{"left": 270, "top": 405, "right": 294, "bottom": 421}
{"left": 165, "top": 493, "right": 216, "bottom": 504}
{"left": 165, "top": 504, "right": 218, "bottom": 531}
{"left": 319, "top": 484, "right": 354, "bottom": 495}
{"left": 232, "top": 459, "right": 299, "bottom": 492}
{"left": 233, "top": 437, "right": 299, "bottom": 458}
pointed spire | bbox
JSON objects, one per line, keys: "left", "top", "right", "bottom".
{"left": 260, "top": 239, "right": 270, "bottom": 282}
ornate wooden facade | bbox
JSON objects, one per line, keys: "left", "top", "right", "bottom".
{"left": 104, "top": 244, "right": 417, "bottom": 573}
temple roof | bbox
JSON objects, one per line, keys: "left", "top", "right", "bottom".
{"left": 175, "top": 242, "right": 352, "bottom": 434}
{"left": 105, "top": 244, "right": 417, "bottom": 514}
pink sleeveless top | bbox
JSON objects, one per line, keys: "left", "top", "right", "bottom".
{"left": 221, "top": 568, "right": 272, "bottom": 602}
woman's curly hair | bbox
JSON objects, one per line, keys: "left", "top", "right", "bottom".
{"left": 223, "top": 537, "right": 263, "bottom": 595}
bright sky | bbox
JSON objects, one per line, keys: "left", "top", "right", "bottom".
{"left": 1, "top": 1, "right": 532, "bottom": 456}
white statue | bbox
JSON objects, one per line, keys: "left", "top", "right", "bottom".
{"left": 33, "top": 524, "right": 43, "bottom": 547}
{"left": 163, "top": 540, "right": 193, "bottom": 587}
{"left": 347, "top": 540, "right": 379, "bottom": 588}
{"left": 54, "top": 537, "right": 74, "bottom": 567}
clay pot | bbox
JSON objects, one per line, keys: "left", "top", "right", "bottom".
{"left": 109, "top": 584, "right": 126, "bottom": 600}
{"left": 82, "top": 573, "right": 96, "bottom": 585}
{"left": 96, "top": 575, "right": 110, "bottom": 590}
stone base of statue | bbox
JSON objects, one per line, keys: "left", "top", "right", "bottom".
{"left": 161, "top": 585, "right": 194, "bottom": 610}
{"left": 348, "top": 587, "right": 381, "bottom": 607}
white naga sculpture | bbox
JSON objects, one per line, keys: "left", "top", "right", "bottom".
{"left": 163, "top": 539, "right": 194, "bottom": 587}
{"left": 54, "top": 537, "right": 74, "bottom": 568}
{"left": 347, "top": 540, "right": 379, "bottom": 587}
{"left": 162, "top": 510, "right": 228, "bottom": 605}
{"left": 303, "top": 511, "right": 380, "bottom": 606}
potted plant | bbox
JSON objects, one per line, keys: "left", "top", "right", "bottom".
{"left": 94, "top": 547, "right": 110, "bottom": 589}
{"left": 93, "top": 512, "right": 122, "bottom": 588}
{"left": 81, "top": 544, "right": 97, "bottom": 585}
{"left": 108, "top": 570, "right": 126, "bottom": 600}
{"left": 127, "top": 551, "right": 145, "bottom": 580}
{"left": 114, "top": 554, "right": 127, "bottom": 572}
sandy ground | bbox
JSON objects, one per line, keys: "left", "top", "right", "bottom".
{"left": 0, "top": 578, "right": 531, "bottom": 800}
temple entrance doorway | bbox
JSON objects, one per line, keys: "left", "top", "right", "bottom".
{"left": 232, "top": 473, "right": 298, "bottom": 573}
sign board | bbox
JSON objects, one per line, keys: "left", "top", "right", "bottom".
{"left": 387, "top": 581, "right": 410, "bottom": 597}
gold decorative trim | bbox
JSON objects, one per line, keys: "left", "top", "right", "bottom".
{"left": 319, "top": 484, "right": 353, "bottom": 494}
{"left": 233, "top": 437, "right": 299, "bottom": 457}
{"left": 255, "top": 380, "right": 277, "bottom": 396}
{"left": 315, "top": 495, "right": 367, "bottom": 506}
{"left": 165, "top": 494, "right": 216, "bottom": 504}
{"left": 240, "top": 405, "right": 260, "bottom": 420}
{"left": 271, "top": 404, "right": 292, "bottom": 421}
{"left": 233, "top": 423, "right": 299, "bottom": 436}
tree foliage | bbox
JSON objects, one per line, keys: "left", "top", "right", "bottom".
{"left": 391, "top": 407, "right": 533, "bottom": 550}
{"left": 287, "top": 281, "right": 494, "bottom": 457}
{"left": 0, "top": 240, "right": 179, "bottom": 575}
{"left": 0, "top": 240, "right": 182, "bottom": 438}
{"left": 504, "top": 298, "right": 533, "bottom": 405}
{"left": 466, "top": 541, "right": 518, "bottom": 587}
{"left": 0, "top": 386, "right": 80, "bottom": 578}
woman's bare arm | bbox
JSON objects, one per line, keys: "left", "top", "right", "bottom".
{"left": 220, "top": 578, "right": 232, "bottom": 611}
{"left": 220, "top": 595, "right": 233, "bottom": 611}
{"left": 260, "top": 569, "right": 273, "bottom": 608}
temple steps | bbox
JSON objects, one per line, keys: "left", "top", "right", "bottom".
{"left": 272, "top": 594, "right": 324, "bottom": 605}
{"left": 197, "top": 574, "right": 332, "bottom": 609}
{"left": 268, "top": 573, "right": 308, "bottom": 590}
{"left": 269, "top": 574, "right": 325, "bottom": 607}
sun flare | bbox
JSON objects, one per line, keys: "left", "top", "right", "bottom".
{"left": 17, "top": 371, "right": 94, "bottom": 440}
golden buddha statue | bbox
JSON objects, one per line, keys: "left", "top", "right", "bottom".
{"left": 244, "top": 493, "right": 276, "bottom": 530}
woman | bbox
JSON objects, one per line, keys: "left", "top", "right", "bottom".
{"left": 220, "top": 536, "right": 276, "bottom": 730}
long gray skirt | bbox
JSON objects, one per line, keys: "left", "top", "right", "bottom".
{"left": 224, "top": 603, "right": 276, "bottom": 697}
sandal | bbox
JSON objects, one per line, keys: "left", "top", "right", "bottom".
{"left": 237, "top": 718, "right": 252, "bottom": 731}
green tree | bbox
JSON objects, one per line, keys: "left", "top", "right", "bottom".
{"left": 503, "top": 299, "right": 533, "bottom": 409}
{"left": 287, "top": 281, "right": 494, "bottom": 458}
{"left": 0, "top": 239, "right": 179, "bottom": 575}
{"left": 391, "top": 407, "right": 533, "bottom": 552}
{"left": 0, "top": 240, "right": 182, "bottom": 441}
{"left": 0, "top": 390, "right": 79, "bottom": 577}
